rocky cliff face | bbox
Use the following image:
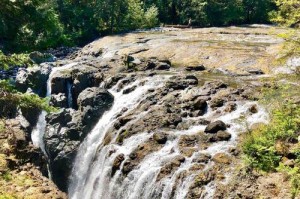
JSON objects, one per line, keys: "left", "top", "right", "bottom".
{"left": 0, "top": 119, "right": 67, "bottom": 199}
{"left": 11, "top": 26, "right": 299, "bottom": 198}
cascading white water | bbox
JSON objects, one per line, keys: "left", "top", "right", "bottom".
{"left": 31, "top": 111, "right": 47, "bottom": 153}
{"left": 68, "top": 75, "right": 169, "bottom": 199}
{"left": 31, "top": 63, "right": 77, "bottom": 152}
{"left": 68, "top": 78, "right": 269, "bottom": 199}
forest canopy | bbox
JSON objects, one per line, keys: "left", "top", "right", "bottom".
{"left": 0, "top": 0, "right": 299, "bottom": 52}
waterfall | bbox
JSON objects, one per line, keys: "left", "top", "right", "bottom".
{"left": 67, "top": 80, "right": 73, "bottom": 108}
{"left": 68, "top": 75, "right": 169, "bottom": 199}
{"left": 31, "top": 111, "right": 47, "bottom": 153}
{"left": 31, "top": 62, "right": 77, "bottom": 154}
{"left": 68, "top": 75, "right": 269, "bottom": 199}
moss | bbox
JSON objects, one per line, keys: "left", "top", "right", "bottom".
{"left": 1, "top": 171, "right": 12, "bottom": 182}
{"left": 0, "top": 194, "right": 18, "bottom": 199}
{"left": 116, "top": 130, "right": 130, "bottom": 144}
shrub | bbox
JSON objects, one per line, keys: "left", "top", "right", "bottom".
{"left": 0, "top": 51, "right": 33, "bottom": 71}
{"left": 0, "top": 80, "right": 56, "bottom": 118}
{"left": 243, "top": 103, "right": 300, "bottom": 171}
{"left": 143, "top": 6, "right": 159, "bottom": 28}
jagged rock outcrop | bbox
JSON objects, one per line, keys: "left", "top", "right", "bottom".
{"left": 49, "top": 64, "right": 104, "bottom": 109}
{"left": 44, "top": 88, "right": 114, "bottom": 191}
{"left": 0, "top": 119, "right": 66, "bottom": 198}
{"left": 16, "top": 63, "right": 52, "bottom": 96}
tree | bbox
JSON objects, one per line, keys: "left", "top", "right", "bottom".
{"left": 0, "top": 0, "right": 64, "bottom": 52}
{"left": 270, "top": 0, "right": 300, "bottom": 27}
{"left": 242, "top": 0, "right": 275, "bottom": 23}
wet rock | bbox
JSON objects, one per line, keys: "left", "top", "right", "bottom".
{"left": 78, "top": 87, "right": 114, "bottom": 132}
{"left": 20, "top": 103, "right": 41, "bottom": 128}
{"left": 50, "top": 93, "right": 67, "bottom": 108}
{"left": 156, "top": 62, "right": 170, "bottom": 70}
{"left": 166, "top": 75, "right": 198, "bottom": 90}
{"left": 224, "top": 102, "right": 237, "bottom": 112}
{"left": 192, "top": 153, "right": 211, "bottom": 164}
{"left": 71, "top": 66, "right": 102, "bottom": 102}
{"left": 46, "top": 109, "right": 73, "bottom": 127}
{"left": 249, "top": 104, "right": 258, "bottom": 113}
{"left": 123, "top": 85, "right": 137, "bottom": 94}
{"left": 193, "top": 171, "right": 215, "bottom": 187}
{"left": 145, "top": 61, "right": 156, "bottom": 70}
{"left": 204, "top": 120, "right": 227, "bottom": 134}
{"left": 112, "top": 154, "right": 125, "bottom": 176}
{"left": 114, "top": 117, "right": 132, "bottom": 130}
{"left": 192, "top": 98, "right": 207, "bottom": 112}
{"left": 77, "top": 87, "right": 113, "bottom": 109}
{"left": 216, "top": 131, "right": 231, "bottom": 141}
{"left": 247, "top": 69, "right": 264, "bottom": 75}
{"left": 44, "top": 88, "right": 113, "bottom": 190}
{"left": 178, "top": 135, "right": 199, "bottom": 157}
{"left": 157, "top": 155, "right": 185, "bottom": 180}
{"left": 185, "top": 75, "right": 198, "bottom": 85}
{"left": 15, "top": 64, "right": 52, "bottom": 96}
{"left": 185, "top": 65, "right": 206, "bottom": 71}
{"left": 50, "top": 70, "right": 72, "bottom": 94}
{"left": 210, "top": 97, "right": 225, "bottom": 108}
{"left": 181, "top": 112, "right": 188, "bottom": 118}
{"left": 104, "top": 74, "right": 127, "bottom": 89}
{"left": 163, "top": 114, "right": 182, "bottom": 127}
{"left": 212, "top": 153, "right": 231, "bottom": 164}
{"left": 209, "top": 131, "right": 231, "bottom": 142}
{"left": 153, "top": 132, "right": 168, "bottom": 144}
{"left": 179, "top": 135, "right": 198, "bottom": 148}
{"left": 122, "top": 160, "right": 136, "bottom": 175}
{"left": 29, "top": 51, "right": 56, "bottom": 64}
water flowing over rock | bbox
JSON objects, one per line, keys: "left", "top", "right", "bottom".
{"left": 16, "top": 63, "right": 52, "bottom": 97}
{"left": 15, "top": 26, "right": 300, "bottom": 198}
{"left": 66, "top": 71, "right": 269, "bottom": 199}
{"left": 23, "top": 51, "right": 271, "bottom": 198}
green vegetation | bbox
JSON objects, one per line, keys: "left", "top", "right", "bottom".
{"left": 0, "top": 0, "right": 299, "bottom": 53}
{"left": 0, "top": 51, "right": 33, "bottom": 71}
{"left": 277, "top": 31, "right": 300, "bottom": 63}
{"left": 242, "top": 81, "right": 300, "bottom": 198}
{"left": 0, "top": 80, "right": 56, "bottom": 119}
{"left": 0, "top": 0, "right": 65, "bottom": 52}
{"left": 243, "top": 103, "right": 300, "bottom": 170}
{"left": 270, "top": 0, "right": 300, "bottom": 27}
{"left": 0, "top": 194, "right": 17, "bottom": 199}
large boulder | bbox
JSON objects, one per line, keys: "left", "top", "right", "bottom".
{"left": 185, "top": 65, "right": 206, "bottom": 71}
{"left": 48, "top": 65, "right": 104, "bottom": 109}
{"left": 15, "top": 63, "right": 52, "bottom": 96}
{"left": 166, "top": 75, "right": 198, "bottom": 90}
{"left": 71, "top": 65, "right": 104, "bottom": 103}
{"left": 29, "top": 51, "right": 56, "bottom": 64}
{"left": 50, "top": 93, "right": 67, "bottom": 108}
{"left": 204, "top": 120, "right": 227, "bottom": 134}
{"left": 50, "top": 70, "right": 72, "bottom": 95}
{"left": 77, "top": 87, "right": 114, "bottom": 133}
